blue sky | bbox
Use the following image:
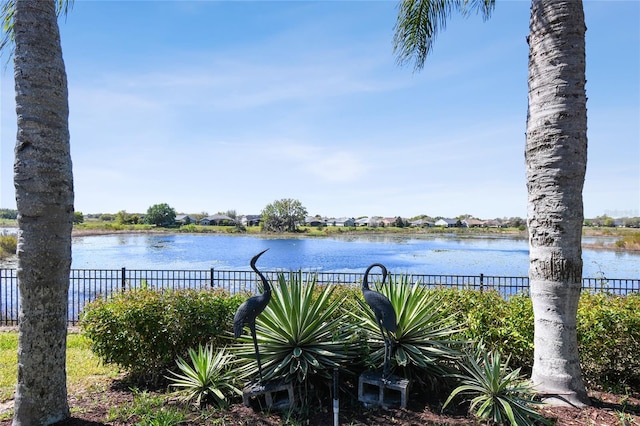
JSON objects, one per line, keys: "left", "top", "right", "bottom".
{"left": 1, "top": 1, "right": 638, "bottom": 220}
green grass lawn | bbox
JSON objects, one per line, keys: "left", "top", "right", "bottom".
{"left": 0, "top": 332, "right": 121, "bottom": 402}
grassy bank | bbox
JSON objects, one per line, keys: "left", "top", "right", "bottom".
{"left": 0, "top": 332, "right": 120, "bottom": 405}
{"left": 71, "top": 222, "right": 638, "bottom": 252}
{"left": 2, "top": 220, "right": 639, "bottom": 252}
{"left": 614, "top": 232, "right": 640, "bottom": 250}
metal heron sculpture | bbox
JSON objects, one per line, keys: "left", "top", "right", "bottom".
{"left": 233, "top": 249, "right": 271, "bottom": 382}
{"left": 362, "top": 263, "right": 397, "bottom": 378}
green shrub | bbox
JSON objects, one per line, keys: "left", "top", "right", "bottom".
{"left": 325, "top": 283, "right": 362, "bottom": 323}
{"left": 437, "top": 287, "right": 640, "bottom": 393}
{"left": 577, "top": 292, "right": 640, "bottom": 393}
{"left": 498, "top": 294, "right": 534, "bottom": 372}
{"left": 79, "top": 279, "right": 640, "bottom": 395}
{"left": 435, "top": 288, "right": 507, "bottom": 343}
{"left": 0, "top": 234, "right": 17, "bottom": 258}
{"left": 435, "top": 289, "right": 534, "bottom": 372}
{"left": 80, "top": 288, "right": 244, "bottom": 384}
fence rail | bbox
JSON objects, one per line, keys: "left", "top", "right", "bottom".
{"left": 1, "top": 268, "right": 638, "bottom": 326}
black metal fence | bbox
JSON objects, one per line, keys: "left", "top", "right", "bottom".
{"left": 1, "top": 268, "right": 638, "bottom": 326}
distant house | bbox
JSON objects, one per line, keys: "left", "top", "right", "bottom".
{"left": 435, "top": 218, "right": 461, "bottom": 227}
{"left": 485, "top": 219, "right": 505, "bottom": 228}
{"left": 410, "top": 219, "right": 434, "bottom": 227}
{"left": 380, "top": 217, "right": 396, "bottom": 227}
{"left": 462, "top": 219, "right": 486, "bottom": 228}
{"left": 355, "top": 217, "right": 370, "bottom": 227}
{"left": 368, "top": 217, "right": 383, "bottom": 227}
{"left": 305, "top": 216, "right": 326, "bottom": 227}
{"left": 175, "top": 214, "right": 198, "bottom": 225}
{"left": 201, "top": 214, "right": 236, "bottom": 226}
{"left": 241, "top": 215, "right": 262, "bottom": 227}
{"left": 331, "top": 217, "right": 356, "bottom": 227}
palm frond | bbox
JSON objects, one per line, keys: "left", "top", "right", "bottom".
{"left": 393, "top": 0, "right": 495, "bottom": 71}
{"left": 1, "top": 0, "right": 75, "bottom": 59}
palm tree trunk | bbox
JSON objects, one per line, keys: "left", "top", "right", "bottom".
{"left": 526, "top": 0, "right": 589, "bottom": 407}
{"left": 12, "top": 0, "right": 73, "bottom": 424}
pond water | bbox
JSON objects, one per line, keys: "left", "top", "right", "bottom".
{"left": 67, "top": 233, "right": 639, "bottom": 279}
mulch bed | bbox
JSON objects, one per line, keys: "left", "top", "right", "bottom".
{"left": 2, "top": 382, "right": 638, "bottom": 426}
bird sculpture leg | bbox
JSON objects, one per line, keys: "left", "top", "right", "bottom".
{"left": 383, "top": 329, "right": 395, "bottom": 380}
{"left": 382, "top": 340, "right": 390, "bottom": 379}
{"left": 376, "top": 319, "right": 392, "bottom": 380}
{"left": 250, "top": 323, "right": 264, "bottom": 384}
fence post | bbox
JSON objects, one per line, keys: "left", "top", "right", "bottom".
{"left": 210, "top": 268, "right": 214, "bottom": 288}
{"left": 479, "top": 273, "right": 484, "bottom": 293}
{"left": 121, "top": 267, "right": 126, "bottom": 292}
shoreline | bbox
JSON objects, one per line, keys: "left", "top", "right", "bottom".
{"left": 2, "top": 225, "right": 639, "bottom": 256}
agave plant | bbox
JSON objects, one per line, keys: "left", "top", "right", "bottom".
{"left": 443, "top": 348, "right": 549, "bottom": 426}
{"left": 353, "top": 275, "right": 464, "bottom": 380}
{"left": 234, "top": 271, "right": 358, "bottom": 385}
{"left": 166, "top": 344, "right": 241, "bottom": 408}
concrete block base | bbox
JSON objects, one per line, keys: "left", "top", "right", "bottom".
{"left": 358, "top": 371, "right": 410, "bottom": 408}
{"left": 242, "top": 381, "right": 294, "bottom": 411}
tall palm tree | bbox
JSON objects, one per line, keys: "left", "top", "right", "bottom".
{"left": 525, "top": 0, "right": 588, "bottom": 407}
{"left": 394, "top": 0, "right": 589, "bottom": 407}
{"left": 2, "top": 0, "right": 74, "bottom": 424}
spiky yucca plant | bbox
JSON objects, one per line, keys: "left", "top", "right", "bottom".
{"left": 443, "top": 348, "right": 548, "bottom": 426}
{"left": 235, "top": 271, "right": 358, "bottom": 385}
{"left": 166, "top": 345, "right": 241, "bottom": 408}
{"left": 354, "top": 275, "right": 463, "bottom": 380}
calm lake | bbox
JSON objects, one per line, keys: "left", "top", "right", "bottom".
{"left": 67, "top": 233, "right": 640, "bottom": 279}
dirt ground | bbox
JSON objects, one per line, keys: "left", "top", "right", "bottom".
{"left": 2, "top": 383, "right": 638, "bottom": 426}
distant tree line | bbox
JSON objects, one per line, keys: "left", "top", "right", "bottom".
{"left": 585, "top": 215, "right": 640, "bottom": 228}
{"left": 6, "top": 207, "right": 638, "bottom": 230}
{"left": 0, "top": 208, "right": 18, "bottom": 219}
